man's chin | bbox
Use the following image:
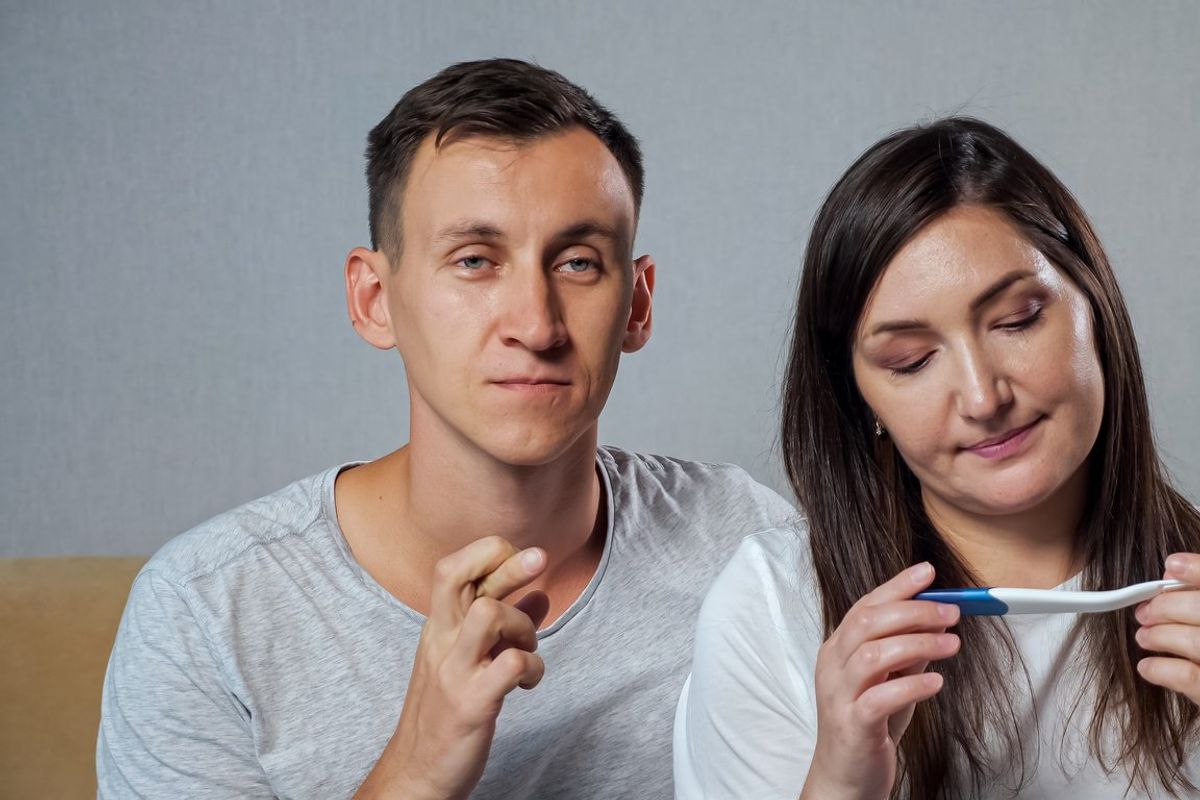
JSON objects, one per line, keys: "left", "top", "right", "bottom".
{"left": 477, "top": 429, "right": 597, "bottom": 469}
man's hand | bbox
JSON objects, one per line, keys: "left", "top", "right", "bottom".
{"left": 354, "top": 536, "right": 551, "bottom": 800}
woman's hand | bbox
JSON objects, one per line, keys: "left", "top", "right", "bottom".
{"left": 800, "top": 562, "right": 961, "bottom": 800}
{"left": 1135, "top": 552, "right": 1200, "bottom": 705}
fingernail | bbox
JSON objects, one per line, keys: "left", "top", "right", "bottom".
{"left": 1166, "top": 554, "right": 1186, "bottom": 574}
{"left": 938, "top": 633, "right": 958, "bottom": 649}
{"left": 911, "top": 562, "right": 933, "bottom": 585}
{"left": 1134, "top": 602, "right": 1149, "bottom": 623}
{"left": 521, "top": 548, "right": 545, "bottom": 572}
{"left": 938, "top": 603, "right": 959, "bottom": 622}
{"left": 1135, "top": 627, "right": 1148, "bottom": 647}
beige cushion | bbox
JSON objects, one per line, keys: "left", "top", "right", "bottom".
{"left": 0, "top": 557, "right": 146, "bottom": 799}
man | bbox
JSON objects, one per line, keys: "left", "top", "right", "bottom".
{"left": 98, "top": 59, "right": 793, "bottom": 798}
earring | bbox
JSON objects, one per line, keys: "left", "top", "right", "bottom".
{"left": 874, "top": 418, "right": 885, "bottom": 437}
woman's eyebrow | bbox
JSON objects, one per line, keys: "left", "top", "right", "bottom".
{"left": 867, "top": 318, "right": 929, "bottom": 337}
{"left": 865, "top": 269, "right": 1038, "bottom": 340}
{"left": 969, "top": 269, "right": 1036, "bottom": 313}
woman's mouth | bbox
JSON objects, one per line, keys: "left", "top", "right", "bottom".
{"left": 961, "top": 417, "right": 1044, "bottom": 460}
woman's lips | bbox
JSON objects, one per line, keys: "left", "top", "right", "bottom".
{"left": 961, "top": 417, "right": 1043, "bottom": 460}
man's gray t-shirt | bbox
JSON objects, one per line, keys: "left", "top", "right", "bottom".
{"left": 97, "top": 446, "right": 795, "bottom": 799}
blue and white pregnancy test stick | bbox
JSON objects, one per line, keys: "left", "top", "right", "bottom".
{"left": 915, "top": 579, "right": 1190, "bottom": 616}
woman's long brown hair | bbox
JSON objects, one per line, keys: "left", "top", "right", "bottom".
{"left": 781, "top": 117, "right": 1200, "bottom": 798}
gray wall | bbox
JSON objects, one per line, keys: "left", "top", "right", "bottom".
{"left": 3, "top": 1, "right": 1198, "bottom": 557}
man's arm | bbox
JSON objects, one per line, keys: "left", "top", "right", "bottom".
{"left": 97, "top": 570, "right": 273, "bottom": 799}
{"left": 353, "top": 536, "right": 549, "bottom": 800}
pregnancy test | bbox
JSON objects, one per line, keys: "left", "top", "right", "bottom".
{"left": 915, "top": 579, "right": 1189, "bottom": 616}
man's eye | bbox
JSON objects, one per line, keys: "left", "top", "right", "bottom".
{"left": 557, "top": 258, "right": 596, "bottom": 273}
{"left": 455, "top": 255, "right": 489, "bottom": 271}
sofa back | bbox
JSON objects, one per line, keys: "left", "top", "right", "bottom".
{"left": 1, "top": 557, "right": 146, "bottom": 798}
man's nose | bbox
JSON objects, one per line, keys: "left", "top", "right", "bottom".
{"left": 496, "top": 268, "right": 568, "bottom": 352}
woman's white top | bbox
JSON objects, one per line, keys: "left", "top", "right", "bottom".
{"left": 673, "top": 525, "right": 1200, "bottom": 799}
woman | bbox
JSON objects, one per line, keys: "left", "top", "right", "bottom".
{"left": 673, "top": 117, "right": 1200, "bottom": 799}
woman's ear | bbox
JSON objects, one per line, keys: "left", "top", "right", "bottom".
{"left": 622, "top": 254, "right": 655, "bottom": 353}
{"left": 345, "top": 247, "right": 396, "bottom": 350}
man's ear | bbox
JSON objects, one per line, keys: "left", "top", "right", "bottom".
{"left": 622, "top": 254, "right": 655, "bottom": 353}
{"left": 345, "top": 247, "right": 396, "bottom": 350}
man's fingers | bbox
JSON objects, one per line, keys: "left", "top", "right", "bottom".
{"left": 475, "top": 547, "right": 546, "bottom": 601}
{"left": 479, "top": 648, "right": 546, "bottom": 696}
{"left": 429, "top": 536, "right": 521, "bottom": 626}
{"left": 454, "top": 597, "right": 540, "bottom": 664}
{"left": 513, "top": 590, "right": 551, "bottom": 631}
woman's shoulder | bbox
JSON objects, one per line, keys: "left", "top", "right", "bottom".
{"left": 697, "top": 521, "right": 823, "bottom": 646}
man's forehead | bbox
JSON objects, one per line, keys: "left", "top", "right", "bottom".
{"left": 401, "top": 128, "right": 637, "bottom": 242}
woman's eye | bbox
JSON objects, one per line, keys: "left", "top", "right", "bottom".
{"left": 455, "top": 255, "right": 489, "bottom": 271}
{"left": 889, "top": 353, "right": 932, "bottom": 376}
{"left": 997, "top": 304, "right": 1044, "bottom": 331}
{"left": 557, "top": 257, "right": 596, "bottom": 274}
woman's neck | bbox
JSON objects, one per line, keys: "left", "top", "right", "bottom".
{"left": 922, "top": 466, "right": 1089, "bottom": 589}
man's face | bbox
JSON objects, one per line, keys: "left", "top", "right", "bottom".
{"left": 381, "top": 127, "right": 651, "bottom": 466}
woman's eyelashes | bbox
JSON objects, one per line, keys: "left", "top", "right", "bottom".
{"left": 888, "top": 352, "right": 934, "bottom": 376}
{"left": 994, "top": 301, "right": 1045, "bottom": 332}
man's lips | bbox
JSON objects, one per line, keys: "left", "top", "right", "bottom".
{"left": 961, "top": 417, "right": 1043, "bottom": 457}
{"left": 491, "top": 377, "right": 572, "bottom": 385}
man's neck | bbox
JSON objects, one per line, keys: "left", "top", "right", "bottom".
{"left": 334, "top": 428, "right": 605, "bottom": 623}
{"left": 923, "top": 467, "right": 1089, "bottom": 589}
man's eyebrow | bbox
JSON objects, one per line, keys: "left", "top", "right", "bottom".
{"left": 432, "top": 221, "right": 504, "bottom": 246}
{"left": 553, "top": 220, "right": 622, "bottom": 243}
{"left": 865, "top": 270, "right": 1038, "bottom": 339}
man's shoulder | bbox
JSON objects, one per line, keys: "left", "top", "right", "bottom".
{"left": 140, "top": 463, "right": 352, "bottom": 589}
{"left": 600, "top": 444, "right": 771, "bottom": 489}
{"left": 599, "top": 445, "right": 797, "bottom": 533}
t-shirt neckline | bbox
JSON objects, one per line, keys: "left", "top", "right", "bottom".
{"left": 320, "top": 449, "right": 618, "bottom": 640}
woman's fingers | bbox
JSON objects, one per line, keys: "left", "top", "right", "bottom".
{"left": 843, "top": 632, "right": 959, "bottom": 698}
{"left": 852, "top": 671, "right": 945, "bottom": 730}
{"left": 831, "top": 600, "right": 959, "bottom": 666}
{"left": 1164, "top": 552, "right": 1200, "bottom": 586}
{"left": 1137, "top": 590, "right": 1200, "bottom": 627}
{"left": 859, "top": 562, "right": 937, "bottom": 607}
{"left": 1137, "top": 656, "right": 1200, "bottom": 706}
{"left": 1136, "top": 622, "right": 1200, "bottom": 663}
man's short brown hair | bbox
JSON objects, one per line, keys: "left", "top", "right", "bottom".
{"left": 366, "top": 58, "right": 644, "bottom": 260}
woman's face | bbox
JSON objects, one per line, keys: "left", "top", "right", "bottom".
{"left": 851, "top": 204, "right": 1105, "bottom": 517}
